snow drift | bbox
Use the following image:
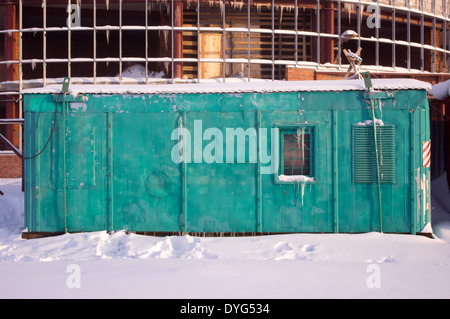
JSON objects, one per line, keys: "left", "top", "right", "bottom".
{"left": 1, "top": 175, "right": 450, "bottom": 298}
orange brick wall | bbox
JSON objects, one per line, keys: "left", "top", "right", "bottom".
{"left": 285, "top": 67, "right": 348, "bottom": 81}
{"left": 0, "top": 154, "right": 22, "bottom": 178}
{"left": 285, "top": 67, "right": 315, "bottom": 81}
{"left": 315, "top": 72, "right": 344, "bottom": 80}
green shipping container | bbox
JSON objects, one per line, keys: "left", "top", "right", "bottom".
{"left": 22, "top": 79, "right": 432, "bottom": 237}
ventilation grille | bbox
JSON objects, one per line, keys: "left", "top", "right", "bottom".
{"left": 352, "top": 125, "right": 396, "bottom": 184}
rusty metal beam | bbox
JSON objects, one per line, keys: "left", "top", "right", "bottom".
{"left": 0, "top": 132, "right": 23, "bottom": 159}
{"left": 173, "top": 0, "right": 183, "bottom": 79}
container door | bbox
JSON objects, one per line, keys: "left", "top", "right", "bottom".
{"left": 111, "top": 112, "right": 181, "bottom": 232}
{"left": 65, "top": 112, "right": 108, "bottom": 231}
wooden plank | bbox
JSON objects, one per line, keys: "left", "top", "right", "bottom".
{"left": 182, "top": 6, "right": 313, "bottom": 79}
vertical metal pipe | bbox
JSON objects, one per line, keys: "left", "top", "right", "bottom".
{"left": 271, "top": 0, "right": 275, "bottom": 81}
{"left": 248, "top": 0, "right": 251, "bottom": 81}
{"left": 93, "top": 0, "right": 97, "bottom": 84}
{"left": 4, "top": 2, "right": 20, "bottom": 149}
{"left": 375, "top": 0, "right": 379, "bottom": 70}
{"left": 43, "top": 0, "right": 47, "bottom": 85}
{"left": 420, "top": 0, "right": 424, "bottom": 72}
{"left": 222, "top": 0, "right": 226, "bottom": 82}
{"left": 431, "top": 0, "right": 437, "bottom": 73}
{"left": 171, "top": 0, "right": 174, "bottom": 82}
{"left": 337, "top": 0, "right": 341, "bottom": 67}
{"left": 19, "top": 0, "right": 23, "bottom": 150}
{"left": 443, "top": 0, "right": 447, "bottom": 72}
{"left": 407, "top": 0, "right": 411, "bottom": 71}
{"left": 447, "top": 0, "right": 450, "bottom": 73}
{"left": 67, "top": 0, "right": 71, "bottom": 79}
{"left": 392, "top": 2, "right": 396, "bottom": 70}
{"left": 173, "top": 0, "right": 183, "bottom": 80}
{"left": 357, "top": 1, "right": 361, "bottom": 49}
{"left": 294, "top": 0, "right": 298, "bottom": 65}
{"left": 145, "top": 0, "right": 149, "bottom": 82}
{"left": 197, "top": 0, "right": 200, "bottom": 82}
{"left": 445, "top": 1, "right": 450, "bottom": 72}
{"left": 119, "top": 0, "right": 123, "bottom": 83}
{"left": 316, "top": 0, "right": 320, "bottom": 65}
{"left": 318, "top": 0, "right": 334, "bottom": 65}
{"left": 19, "top": 0, "right": 23, "bottom": 93}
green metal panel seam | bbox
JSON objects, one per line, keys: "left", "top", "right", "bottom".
{"left": 107, "top": 112, "right": 114, "bottom": 232}
{"left": 332, "top": 109, "right": 339, "bottom": 233}
{"left": 410, "top": 109, "right": 416, "bottom": 234}
{"left": 63, "top": 100, "right": 68, "bottom": 233}
{"left": 36, "top": 112, "right": 41, "bottom": 232}
{"left": 256, "top": 110, "right": 262, "bottom": 232}
{"left": 24, "top": 112, "right": 31, "bottom": 231}
{"left": 182, "top": 111, "right": 187, "bottom": 232}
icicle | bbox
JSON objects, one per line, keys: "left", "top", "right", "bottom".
{"left": 279, "top": 6, "right": 284, "bottom": 25}
{"left": 231, "top": 0, "right": 244, "bottom": 11}
{"left": 293, "top": 182, "right": 306, "bottom": 206}
{"left": 219, "top": 1, "right": 223, "bottom": 16}
{"left": 163, "top": 30, "right": 169, "bottom": 53}
{"left": 179, "top": 115, "right": 185, "bottom": 162}
{"left": 301, "top": 183, "right": 305, "bottom": 206}
{"left": 106, "top": 29, "right": 110, "bottom": 45}
{"left": 301, "top": 127, "right": 305, "bottom": 169}
{"left": 378, "top": 97, "right": 383, "bottom": 119}
{"left": 296, "top": 127, "right": 306, "bottom": 170}
{"left": 31, "top": 59, "right": 37, "bottom": 71}
{"left": 257, "top": 4, "right": 262, "bottom": 14}
{"left": 105, "top": 0, "right": 109, "bottom": 11}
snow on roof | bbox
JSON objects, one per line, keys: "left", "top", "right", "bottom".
{"left": 21, "top": 78, "right": 431, "bottom": 95}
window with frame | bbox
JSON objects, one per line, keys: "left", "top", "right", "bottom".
{"left": 280, "top": 127, "right": 314, "bottom": 178}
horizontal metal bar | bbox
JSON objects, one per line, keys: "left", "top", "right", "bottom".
{"left": 0, "top": 92, "right": 21, "bottom": 95}
{"left": 0, "top": 119, "right": 24, "bottom": 124}
{"left": 339, "top": 0, "right": 450, "bottom": 21}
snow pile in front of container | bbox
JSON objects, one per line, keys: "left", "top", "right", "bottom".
{"left": 96, "top": 231, "right": 218, "bottom": 260}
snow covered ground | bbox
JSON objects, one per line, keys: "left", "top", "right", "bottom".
{"left": 1, "top": 175, "right": 450, "bottom": 299}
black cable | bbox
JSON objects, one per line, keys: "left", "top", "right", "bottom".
{"left": 23, "top": 94, "right": 62, "bottom": 160}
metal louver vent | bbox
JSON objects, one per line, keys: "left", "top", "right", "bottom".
{"left": 352, "top": 125, "right": 396, "bottom": 184}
